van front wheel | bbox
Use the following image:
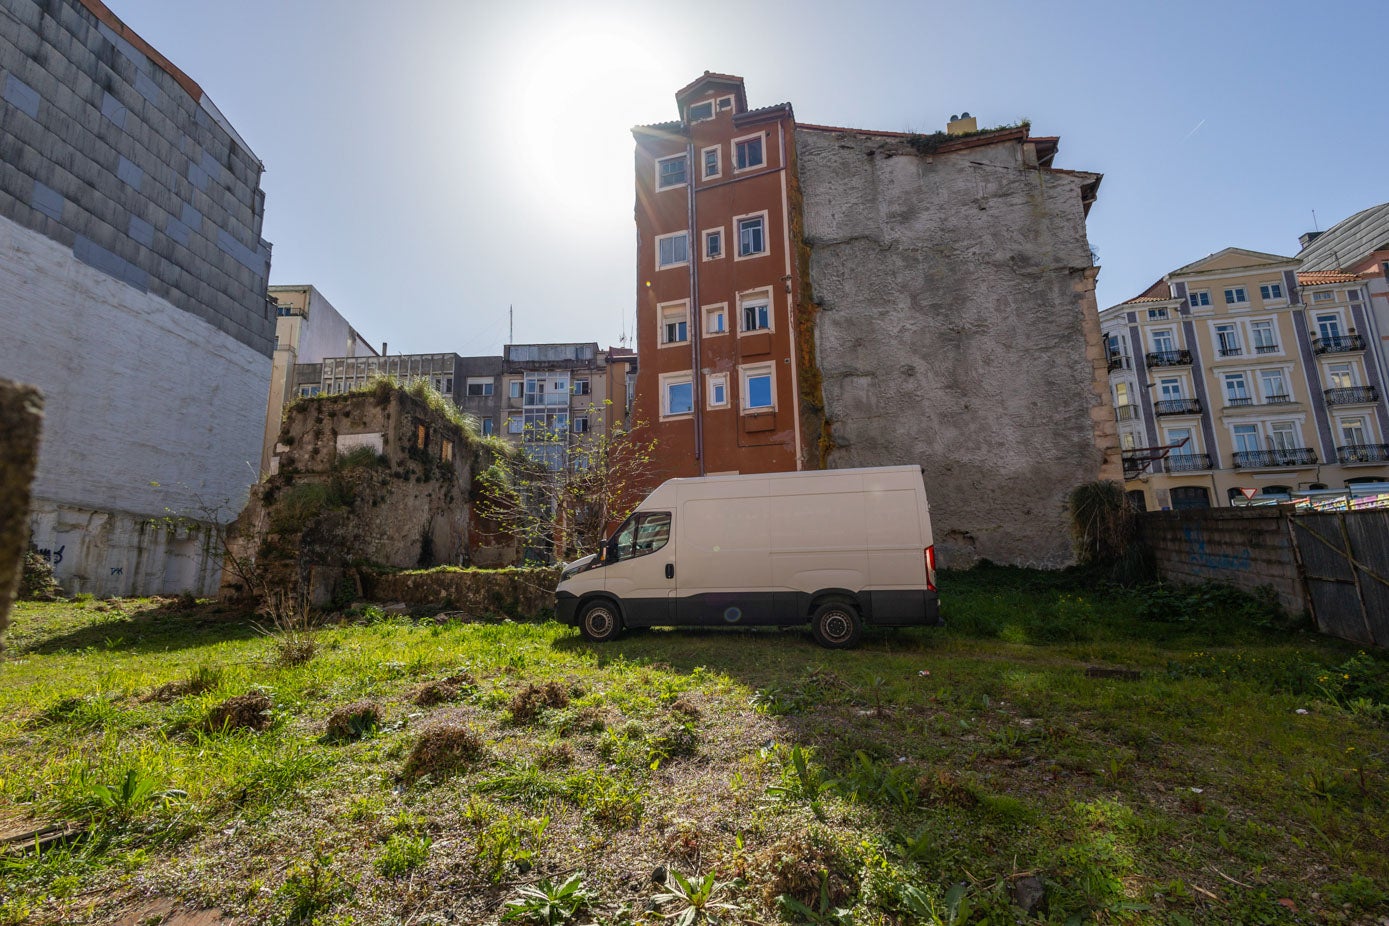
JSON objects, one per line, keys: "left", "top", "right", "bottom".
{"left": 811, "top": 600, "right": 862, "bottom": 649}
{"left": 578, "top": 600, "right": 622, "bottom": 643}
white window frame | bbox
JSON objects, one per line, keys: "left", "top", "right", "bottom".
{"left": 656, "top": 154, "right": 688, "bottom": 190}
{"left": 707, "top": 372, "right": 729, "bottom": 409}
{"left": 1259, "top": 281, "right": 1285, "bottom": 302}
{"left": 465, "top": 377, "right": 494, "bottom": 397}
{"left": 701, "top": 145, "right": 721, "bottom": 180}
{"left": 702, "top": 227, "right": 723, "bottom": 261}
{"left": 573, "top": 416, "right": 590, "bottom": 434}
{"left": 1258, "top": 368, "right": 1288, "bottom": 402}
{"left": 571, "top": 377, "right": 590, "bottom": 396}
{"left": 1158, "top": 376, "right": 1184, "bottom": 401}
{"left": 703, "top": 303, "right": 728, "bottom": 337}
{"left": 738, "top": 288, "right": 774, "bottom": 335}
{"left": 1324, "top": 361, "right": 1357, "bottom": 389}
{"left": 656, "top": 231, "right": 689, "bottom": 270}
{"left": 1222, "top": 372, "right": 1250, "bottom": 403}
{"left": 1150, "top": 328, "right": 1176, "bottom": 353}
{"left": 1188, "top": 290, "right": 1211, "bottom": 308}
{"left": 1224, "top": 286, "right": 1249, "bottom": 306}
{"left": 1315, "top": 312, "right": 1345, "bottom": 340}
{"left": 733, "top": 131, "right": 766, "bottom": 171}
{"left": 660, "top": 370, "right": 694, "bottom": 420}
{"left": 739, "top": 362, "right": 776, "bottom": 413}
{"left": 1231, "top": 424, "right": 1261, "bottom": 454}
{"left": 1311, "top": 291, "right": 1334, "bottom": 303}
{"left": 507, "top": 414, "right": 523, "bottom": 435}
{"left": 716, "top": 95, "right": 734, "bottom": 112}
{"left": 659, "top": 300, "right": 690, "bottom": 347}
{"left": 508, "top": 379, "right": 522, "bottom": 399}
{"left": 1147, "top": 307, "right": 1169, "bottom": 320}
{"left": 1214, "top": 322, "right": 1242, "bottom": 356}
{"left": 734, "top": 211, "right": 769, "bottom": 260}
{"left": 1338, "top": 416, "right": 1370, "bottom": 445}
{"left": 1165, "top": 427, "right": 1196, "bottom": 456}
{"left": 1269, "top": 421, "right": 1300, "bottom": 451}
{"left": 1250, "top": 319, "right": 1278, "bottom": 353}
{"left": 686, "top": 99, "right": 714, "bottom": 123}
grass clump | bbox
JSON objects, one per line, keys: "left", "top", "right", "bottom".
{"left": 751, "top": 828, "right": 859, "bottom": 911}
{"left": 374, "top": 833, "right": 431, "bottom": 877}
{"left": 203, "top": 691, "right": 273, "bottom": 733}
{"left": 143, "top": 665, "right": 222, "bottom": 702}
{"left": 510, "top": 680, "right": 570, "bottom": 723}
{"left": 413, "top": 670, "right": 476, "bottom": 706}
{"left": 323, "top": 700, "right": 382, "bottom": 743}
{"left": 402, "top": 722, "right": 485, "bottom": 783}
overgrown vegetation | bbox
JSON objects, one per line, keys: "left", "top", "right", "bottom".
{"left": 1, "top": 570, "right": 1385, "bottom": 924}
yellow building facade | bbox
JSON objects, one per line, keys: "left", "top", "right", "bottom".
{"left": 1100, "top": 249, "right": 1389, "bottom": 509}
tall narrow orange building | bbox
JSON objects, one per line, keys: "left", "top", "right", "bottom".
{"left": 632, "top": 73, "right": 803, "bottom": 477}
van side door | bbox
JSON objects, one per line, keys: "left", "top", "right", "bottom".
{"left": 603, "top": 511, "right": 675, "bottom": 627}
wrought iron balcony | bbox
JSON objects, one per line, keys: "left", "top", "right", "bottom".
{"left": 1255, "top": 344, "right": 1280, "bottom": 354}
{"left": 1154, "top": 398, "right": 1202, "bottom": 416}
{"left": 1262, "top": 394, "right": 1293, "bottom": 405}
{"left": 1313, "top": 334, "right": 1366, "bottom": 354}
{"left": 1224, "top": 396, "right": 1255, "bottom": 407}
{"left": 1232, "top": 448, "right": 1317, "bottom": 468}
{"left": 1115, "top": 404, "right": 1140, "bottom": 421}
{"left": 1337, "top": 443, "right": 1389, "bottom": 464}
{"left": 1107, "top": 354, "right": 1131, "bottom": 372}
{"left": 1324, "top": 386, "right": 1380, "bottom": 406}
{"left": 1166, "top": 453, "right": 1212, "bottom": 473}
{"left": 1218, "top": 346, "right": 1243, "bottom": 357}
{"left": 1145, "top": 349, "right": 1192, "bottom": 368}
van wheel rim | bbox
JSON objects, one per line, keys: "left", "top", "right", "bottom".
{"left": 822, "top": 611, "right": 852, "bottom": 642}
{"left": 586, "top": 609, "right": 613, "bottom": 635}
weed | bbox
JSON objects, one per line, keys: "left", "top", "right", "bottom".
{"left": 896, "top": 882, "right": 972, "bottom": 925}
{"left": 143, "top": 664, "right": 223, "bottom": 702}
{"left": 256, "top": 590, "right": 319, "bottom": 667}
{"left": 402, "top": 722, "right": 485, "bottom": 783}
{"left": 510, "top": 680, "right": 570, "bottom": 723}
{"left": 766, "top": 745, "right": 833, "bottom": 804}
{"left": 502, "top": 873, "right": 594, "bottom": 925}
{"left": 751, "top": 829, "right": 859, "bottom": 912}
{"left": 413, "top": 671, "right": 476, "bottom": 706}
{"left": 374, "top": 833, "right": 430, "bottom": 877}
{"left": 473, "top": 812, "right": 549, "bottom": 882}
{"left": 202, "top": 691, "right": 273, "bottom": 733}
{"left": 323, "top": 700, "right": 381, "bottom": 743}
{"left": 837, "top": 751, "right": 918, "bottom": 812}
{"left": 277, "top": 850, "right": 353, "bottom": 924}
{"left": 654, "top": 869, "right": 738, "bottom": 926}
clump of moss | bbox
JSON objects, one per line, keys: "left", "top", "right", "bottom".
{"left": 204, "top": 691, "right": 273, "bottom": 733}
{"left": 323, "top": 700, "right": 382, "bottom": 743}
{"left": 509, "top": 681, "right": 570, "bottom": 724}
{"left": 402, "top": 723, "right": 485, "bottom": 783}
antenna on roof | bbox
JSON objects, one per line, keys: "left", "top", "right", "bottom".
{"left": 1312, "top": 209, "right": 1319, "bottom": 232}
{"left": 509, "top": 305, "right": 513, "bottom": 345}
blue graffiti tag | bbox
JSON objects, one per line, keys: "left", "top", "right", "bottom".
{"left": 1183, "top": 526, "right": 1251, "bottom": 571}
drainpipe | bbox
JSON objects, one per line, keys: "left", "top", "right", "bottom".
{"left": 686, "top": 133, "right": 705, "bottom": 475}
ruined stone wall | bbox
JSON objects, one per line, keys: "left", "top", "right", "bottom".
{"left": 0, "top": 379, "right": 43, "bottom": 640}
{"left": 365, "top": 567, "right": 561, "bottom": 619}
{"left": 796, "top": 128, "right": 1111, "bottom": 568}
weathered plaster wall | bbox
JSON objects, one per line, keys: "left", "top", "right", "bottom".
{"left": 797, "top": 129, "right": 1113, "bottom": 568}
{"left": 1140, "top": 508, "right": 1304, "bottom": 614}
{"left": 0, "top": 379, "right": 43, "bottom": 638}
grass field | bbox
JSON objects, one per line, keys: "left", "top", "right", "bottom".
{"left": 1, "top": 567, "right": 1387, "bottom": 925}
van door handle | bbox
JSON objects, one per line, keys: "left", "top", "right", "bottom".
{"left": 665, "top": 564, "right": 674, "bottom": 579}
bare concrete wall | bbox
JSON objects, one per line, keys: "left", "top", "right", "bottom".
{"left": 0, "top": 379, "right": 42, "bottom": 640}
{"left": 1140, "top": 508, "right": 1305, "bottom": 614}
{"left": 797, "top": 128, "right": 1113, "bottom": 568}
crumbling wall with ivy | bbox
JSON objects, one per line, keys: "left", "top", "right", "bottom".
{"left": 224, "top": 382, "right": 515, "bottom": 603}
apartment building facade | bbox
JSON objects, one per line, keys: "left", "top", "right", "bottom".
{"left": 633, "top": 74, "right": 1114, "bottom": 567}
{"left": 261, "top": 285, "right": 376, "bottom": 475}
{"left": 1102, "top": 248, "right": 1389, "bottom": 510}
{"left": 0, "top": 0, "right": 273, "bottom": 595}
{"left": 1297, "top": 202, "right": 1389, "bottom": 374}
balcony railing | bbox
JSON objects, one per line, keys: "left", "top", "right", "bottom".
{"left": 1313, "top": 334, "right": 1366, "bottom": 354}
{"left": 1232, "top": 448, "right": 1317, "bottom": 468}
{"left": 1218, "top": 346, "right": 1243, "bottom": 357}
{"left": 1166, "top": 453, "right": 1213, "bottom": 473}
{"left": 1337, "top": 444, "right": 1389, "bottom": 464}
{"left": 1324, "top": 386, "right": 1380, "bottom": 406}
{"left": 1107, "top": 354, "right": 1131, "bottom": 372}
{"left": 1263, "top": 394, "right": 1293, "bottom": 405}
{"left": 1255, "top": 344, "right": 1280, "bottom": 354}
{"left": 1145, "top": 349, "right": 1192, "bottom": 368}
{"left": 1224, "top": 396, "right": 1255, "bottom": 407}
{"left": 1155, "top": 398, "right": 1202, "bottom": 416}
{"left": 1115, "top": 404, "right": 1140, "bottom": 421}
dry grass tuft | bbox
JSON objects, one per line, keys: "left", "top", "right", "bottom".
{"left": 509, "top": 681, "right": 569, "bottom": 724}
{"left": 915, "top": 768, "right": 977, "bottom": 808}
{"left": 402, "top": 722, "right": 484, "bottom": 783}
{"left": 535, "top": 741, "right": 574, "bottom": 769}
{"left": 750, "top": 830, "right": 859, "bottom": 910}
{"left": 412, "top": 670, "right": 476, "bottom": 707}
{"left": 323, "top": 700, "right": 382, "bottom": 743}
{"left": 554, "top": 705, "right": 606, "bottom": 737}
{"left": 203, "top": 691, "right": 273, "bottom": 733}
{"left": 143, "top": 665, "right": 222, "bottom": 703}
{"left": 669, "top": 696, "right": 701, "bottom": 720}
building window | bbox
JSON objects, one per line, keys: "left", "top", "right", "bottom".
{"left": 481, "top": 416, "right": 494, "bottom": 436}
{"left": 573, "top": 416, "right": 590, "bottom": 433}
{"left": 1215, "top": 323, "right": 1241, "bottom": 356}
{"left": 440, "top": 439, "right": 454, "bottom": 463}
{"left": 1315, "top": 313, "right": 1343, "bottom": 340}
{"left": 509, "top": 380, "right": 523, "bottom": 399}
{"left": 1151, "top": 329, "right": 1175, "bottom": 353}
{"left": 717, "top": 95, "right": 733, "bottom": 111}
{"left": 572, "top": 377, "right": 590, "bottom": 396}
{"left": 660, "top": 301, "right": 689, "bottom": 345}
{"left": 1325, "top": 362, "right": 1355, "bottom": 389}
{"left": 1188, "top": 290, "right": 1211, "bottom": 308}
{"left": 1232, "top": 424, "right": 1260, "bottom": 454}
{"left": 297, "top": 385, "right": 321, "bottom": 398}
{"left": 466, "top": 377, "right": 494, "bottom": 396}
{"left": 656, "top": 154, "right": 687, "bottom": 189}
{"left": 734, "top": 134, "right": 764, "bottom": 170}
{"left": 1259, "top": 282, "right": 1284, "bottom": 301}
{"left": 740, "top": 294, "right": 771, "bottom": 332}
{"left": 507, "top": 415, "right": 523, "bottom": 434}
{"left": 703, "top": 228, "right": 723, "bottom": 260}
{"left": 1147, "top": 307, "right": 1169, "bottom": 320}
{"left": 415, "top": 423, "right": 428, "bottom": 449}
{"left": 704, "top": 303, "right": 728, "bottom": 336}
{"left": 740, "top": 363, "right": 775, "bottom": 411}
{"left": 1258, "top": 369, "right": 1288, "bottom": 402}
{"left": 1312, "top": 291, "right": 1334, "bottom": 302}
{"left": 702, "top": 146, "right": 721, "bottom": 180}
{"left": 1340, "top": 417, "right": 1369, "bottom": 445}
{"left": 1158, "top": 377, "right": 1184, "bottom": 401}
{"left": 657, "top": 231, "right": 689, "bottom": 269}
{"left": 1223, "top": 372, "right": 1250, "bottom": 403}
{"left": 1270, "top": 421, "right": 1299, "bottom": 451}
{"left": 1224, "top": 287, "right": 1249, "bottom": 305}
{"left": 1251, "top": 320, "right": 1278, "bottom": 353}
{"left": 661, "top": 372, "right": 694, "bottom": 418}
{"left": 736, "top": 214, "right": 767, "bottom": 258}
{"left": 687, "top": 100, "right": 714, "bottom": 123}
{"left": 708, "top": 373, "right": 729, "bottom": 408}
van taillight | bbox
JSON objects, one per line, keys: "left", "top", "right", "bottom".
{"left": 924, "top": 545, "right": 936, "bottom": 591}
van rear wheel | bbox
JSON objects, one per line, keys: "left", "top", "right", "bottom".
{"left": 578, "top": 600, "right": 622, "bottom": 643}
{"left": 811, "top": 600, "right": 862, "bottom": 649}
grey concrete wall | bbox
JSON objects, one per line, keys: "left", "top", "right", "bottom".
{"left": 1140, "top": 508, "right": 1305, "bottom": 614}
{"left": 0, "top": 379, "right": 42, "bottom": 638}
{"left": 0, "top": 0, "right": 273, "bottom": 354}
{"left": 797, "top": 128, "right": 1111, "bottom": 567}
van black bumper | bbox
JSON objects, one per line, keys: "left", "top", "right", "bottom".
{"left": 866, "top": 589, "right": 941, "bottom": 627}
{"left": 555, "top": 591, "right": 580, "bottom": 626}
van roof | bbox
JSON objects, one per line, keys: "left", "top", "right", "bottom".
{"left": 660, "top": 465, "right": 923, "bottom": 489}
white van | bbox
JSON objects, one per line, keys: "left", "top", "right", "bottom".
{"left": 554, "top": 465, "right": 939, "bottom": 648}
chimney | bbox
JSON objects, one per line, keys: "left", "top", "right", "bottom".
{"left": 381, "top": 341, "right": 388, "bottom": 356}
{"left": 946, "top": 112, "right": 978, "bottom": 136}
{"left": 1299, "top": 231, "right": 1323, "bottom": 249}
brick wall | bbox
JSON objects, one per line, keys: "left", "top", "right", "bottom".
{"left": 1140, "top": 508, "right": 1306, "bottom": 613}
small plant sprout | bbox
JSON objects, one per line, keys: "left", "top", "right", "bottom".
{"left": 654, "top": 869, "right": 738, "bottom": 926}
{"left": 502, "top": 873, "right": 594, "bottom": 925}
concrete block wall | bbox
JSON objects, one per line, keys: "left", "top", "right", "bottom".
{"left": 1140, "top": 508, "right": 1305, "bottom": 614}
{"left": 796, "top": 128, "right": 1109, "bottom": 568}
{"left": 0, "top": 0, "right": 273, "bottom": 355}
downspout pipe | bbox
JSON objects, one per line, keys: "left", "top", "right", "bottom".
{"left": 685, "top": 133, "right": 704, "bottom": 475}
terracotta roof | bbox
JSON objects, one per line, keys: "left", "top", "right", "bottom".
{"left": 1297, "top": 270, "right": 1361, "bottom": 285}
{"left": 1121, "top": 279, "right": 1173, "bottom": 304}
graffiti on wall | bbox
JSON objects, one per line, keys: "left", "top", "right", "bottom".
{"left": 34, "top": 544, "right": 65, "bottom": 565}
{"left": 1183, "top": 526, "right": 1251, "bottom": 572}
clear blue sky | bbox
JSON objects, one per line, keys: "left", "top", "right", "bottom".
{"left": 110, "top": 0, "right": 1388, "bottom": 356}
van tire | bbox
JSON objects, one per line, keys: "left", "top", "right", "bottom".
{"left": 578, "top": 600, "right": 622, "bottom": 643}
{"left": 811, "top": 599, "right": 862, "bottom": 649}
